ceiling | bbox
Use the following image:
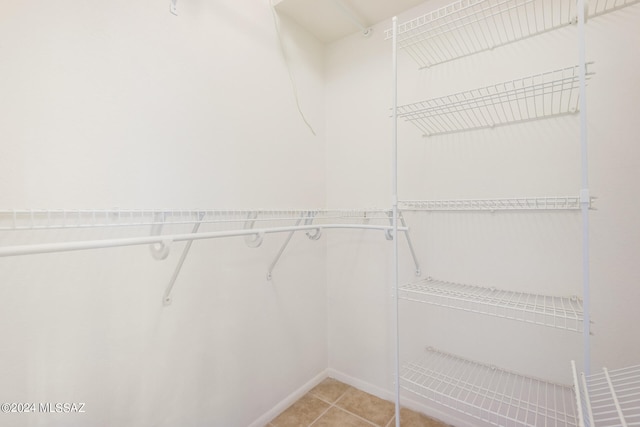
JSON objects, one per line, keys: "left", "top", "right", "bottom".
{"left": 273, "top": 0, "right": 427, "bottom": 43}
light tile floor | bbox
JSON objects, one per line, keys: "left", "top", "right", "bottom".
{"left": 267, "top": 378, "right": 452, "bottom": 427}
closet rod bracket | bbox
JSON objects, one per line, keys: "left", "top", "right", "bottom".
{"left": 149, "top": 213, "right": 175, "bottom": 261}
{"left": 151, "top": 239, "right": 173, "bottom": 261}
{"left": 304, "top": 214, "right": 322, "bottom": 240}
{"left": 244, "top": 212, "right": 264, "bottom": 248}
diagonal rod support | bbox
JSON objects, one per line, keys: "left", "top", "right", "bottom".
{"left": 399, "top": 212, "right": 421, "bottom": 276}
{"left": 163, "top": 213, "right": 204, "bottom": 306}
{"left": 267, "top": 215, "right": 304, "bottom": 281}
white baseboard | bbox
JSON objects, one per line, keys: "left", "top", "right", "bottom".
{"left": 248, "top": 370, "right": 329, "bottom": 427}
{"left": 326, "top": 368, "right": 396, "bottom": 401}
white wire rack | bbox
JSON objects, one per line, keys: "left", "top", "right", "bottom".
{"left": 400, "top": 278, "right": 584, "bottom": 332}
{"left": 0, "top": 209, "right": 392, "bottom": 231}
{"left": 0, "top": 208, "right": 415, "bottom": 303}
{"left": 400, "top": 196, "right": 585, "bottom": 211}
{"left": 572, "top": 362, "right": 640, "bottom": 427}
{"left": 397, "top": 65, "right": 592, "bottom": 136}
{"left": 591, "top": 0, "right": 640, "bottom": 17}
{"left": 402, "top": 347, "right": 578, "bottom": 427}
{"left": 0, "top": 208, "right": 411, "bottom": 259}
{"left": 384, "top": 0, "right": 639, "bottom": 69}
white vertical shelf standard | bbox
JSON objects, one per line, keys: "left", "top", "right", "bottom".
{"left": 576, "top": 0, "right": 592, "bottom": 377}
{"left": 391, "top": 15, "right": 402, "bottom": 427}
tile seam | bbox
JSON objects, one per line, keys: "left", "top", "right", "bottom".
{"left": 310, "top": 386, "right": 380, "bottom": 427}
{"left": 335, "top": 388, "right": 396, "bottom": 427}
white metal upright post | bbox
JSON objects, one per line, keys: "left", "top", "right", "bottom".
{"left": 577, "top": 0, "right": 591, "bottom": 377}
{"left": 391, "top": 16, "right": 401, "bottom": 427}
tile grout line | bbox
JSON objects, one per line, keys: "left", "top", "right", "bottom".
{"left": 309, "top": 387, "right": 385, "bottom": 427}
{"left": 382, "top": 401, "right": 396, "bottom": 427}
{"left": 384, "top": 414, "right": 395, "bottom": 427}
{"left": 269, "top": 380, "right": 451, "bottom": 427}
{"left": 306, "top": 397, "right": 335, "bottom": 427}
{"left": 333, "top": 406, "right": 381, "bottom": 426}
{"left": 307, "top": 388, "right": 350, "bottom": 427}
{"left": 334, "top": 389, "right": 395, "bottom": 427}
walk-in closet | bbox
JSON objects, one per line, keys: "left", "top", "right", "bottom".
{"left": 1, "top": 1, "right": 639, "bottom": 426}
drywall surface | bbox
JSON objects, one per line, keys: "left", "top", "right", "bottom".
{"left": 0, "top": 0, "right": 325, "bottom": 209}
{"left": 0, "top": 1, "right": 326, "bottom": 426}
{"left": 325, "top": 0, "right": 640, "bottom": 423}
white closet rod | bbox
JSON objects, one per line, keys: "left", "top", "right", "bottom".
{"left": 0, "top": 224, "right": 407, "bottom": 258}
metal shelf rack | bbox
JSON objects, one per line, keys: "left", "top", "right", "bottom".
{"left": 384, "top": 0, "right": 639, "bottom": 69}
{"left": 0, "top": 208, "right": 390, "bottom": 231}
{"left": 0, "top": 208, "right": 421, "bottom": 305}
{"left": 400, "top": 278, "right": 584, "bottom": 332}
{"left": 400, "top": 196, "right": 585, "bottom": 211}
{"left": 384, "top": 0, "right": 635, "bottom": 424}
{"left": 572, "top": 362, "right": 640, "bottom": 427}
{"left": 396, "top": 65, "right": 592, "bottom": 137}
{"left": 402, "top": 347, "right": 579, "bottom": 427}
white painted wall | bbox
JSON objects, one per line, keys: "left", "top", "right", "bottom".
{"left": 0, "top": 1, "right": 327, "bottom": 426}
{"left": 325, "top": 1, "right": 640, "bottom": 425}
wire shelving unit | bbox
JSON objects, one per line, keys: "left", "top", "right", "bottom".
{"left": 384, "top": 0, "right": 639, "bottom": 69}
{"left": 0, "top": 208, "right": 410, "bottom": 259}
{"left": 402, "top": 347, "right": 579, "bottom": 427}
{"left": 572, "top": 362, "right": 640, "bottom": 427}
{"left": 400, "top": 278, "right": 584, "bottom": 332}
{"left": 0, "top": 208, "right": 421, "bottom": 305}
{"left": 396, "top": 65, "right": 591, "bottom": 136}
{"left": 400, "top": 196, "right": 585, "bottom": 211}
{"left": 0, "top": 208, "right": 392, "bottom": 231}
{"left": 385, "top": 0, "right": 638, "bottom": 424}
{"left": 388, "top": 0, "right": 640, "bottom": 426}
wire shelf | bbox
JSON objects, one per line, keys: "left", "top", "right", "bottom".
{"left": 0, "top": 209, "right": 393, "bottom": 231}
{"left": 397, "top": 65, "right": 591, "bottom": 136}
{"left": 400, "top": 278, "right": 584, "bottom": 332}
{"left": 573, "top": 363, "right": 640, "bottom": 427}
{"left": 400, "top": 196, "right": 585, "bottom": 211}
{"left": 385, "top": 0, "right": 639, "bottom": 69}
{"left": 402, "top": 347, "right": 578, "bottom": 427}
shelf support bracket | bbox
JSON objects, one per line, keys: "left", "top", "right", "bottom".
{"left": 266, "top": 214, "right": 306, "bottom": 281}
{"left": 162, "top": 212, "right": 205, "bottom": 306}
{"left": 303, "top": 212, "right": 322, "bottom": 240}
{"left": 385, "top": 211, "right": 395, "bottom": 240}
{"left": 149, "top": 212, "right": 172, "bottom": 260}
